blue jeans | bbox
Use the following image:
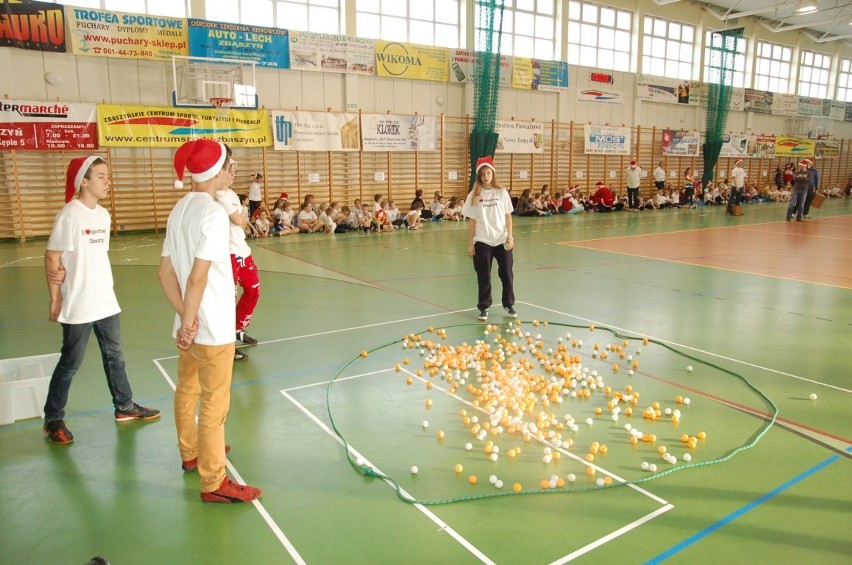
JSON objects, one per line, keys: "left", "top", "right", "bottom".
{"left": 787, "top": 188, "right": 808, "bottom": 220}
{"left": 44, "top": 314, "right": 133, "bottom": 422}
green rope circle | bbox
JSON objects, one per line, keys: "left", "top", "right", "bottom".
{"left": 325, "top": 321, "right": 778, "bottom": 505}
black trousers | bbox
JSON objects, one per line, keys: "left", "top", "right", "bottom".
{"left": 628, "top": 187, "right": 639, "bottom": 209}
{"left": 473, "top": 241, "right": 514, "bottom": 311}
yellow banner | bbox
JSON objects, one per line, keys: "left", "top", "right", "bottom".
{"left": 375, "top": 41, "right": 449, "bottom": 82}
{"left": 512, "top": 57, "right": 533, "bottom": 90}
{"left": 66, "top": 6, "right": 188, "bottom": 61}
{"left": 774, "top": 136, "right": 815, "bottom": 158}
{"left": 98, "top": 104, "right": 272, "bottom": 147}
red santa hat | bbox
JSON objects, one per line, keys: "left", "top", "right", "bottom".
{"left": 279, "top": 192, "right": 289, "bottom": 200}
{"left": 799, "top": 159, "right": 810, "bottom": 167}
{"left": 629, "top": 160, "right": 637, "bottom": 167}
{"left": 65, "top": 156, "right": 101, "bottom": 203}
{"left": 735, "top": 158, "right": 743, "bottom": 165}
{"left": 596, "top": 181, "right": 606, "bottom": 187}
{"left": 172, "top": 139, "right": 227, "bottom": 188}
{"left": 475, "top": 156, "right": 496, "bottom": 175}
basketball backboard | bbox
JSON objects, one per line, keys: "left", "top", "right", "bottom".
{"left": 171, "top": 55, "right": 259, "bottom": 109}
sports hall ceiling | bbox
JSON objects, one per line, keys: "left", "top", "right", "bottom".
{"left": 661, "top": 0, "right": 852, "bottom": 44}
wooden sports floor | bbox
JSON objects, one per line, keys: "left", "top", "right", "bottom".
{"left": 0, "top": 199, "right": 850, "bottom": 564}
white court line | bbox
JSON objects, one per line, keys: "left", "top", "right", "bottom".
{"left": 520, "top": 301, "right": 852, "bottom": 394}
{"left": 548, "top": 504, "right": 675, "bottom": 565}
{"left": 285, "top": 368, "right": 674, "bottom": 562}
{"left": 281, "top": 389, "right": 497, "bottom": 565}
{"left": 152, "top": 358, "right": 306, "bottom": 565}
{"left": 152, "top": 308, "right": 474, "bottom": 362}
{"left": 286, "top": 368, "right": 671, "bottom": 507}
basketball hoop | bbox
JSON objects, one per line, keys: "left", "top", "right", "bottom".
{"left": 210, "top": 97, "right": 234, "bottom": 119}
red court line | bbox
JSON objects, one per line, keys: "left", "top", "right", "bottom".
{"left": 637, "top": 370, "right": 852, "bottom": 445}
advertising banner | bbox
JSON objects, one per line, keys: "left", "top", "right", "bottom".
{"left": 636, "top": 75, "right": 691, "bottom": 104}
{"left": 577, "top": 89, "right": 623, "bottom": 105}
{"left": 188, "top": 19, "right": 289, "bottom": 68}
{"left": 511, "top": 57, "right": 533, "bottom": 90}
{"left": 97, "top": 104, "right": 271, "bottom": 147}
{"left": 583, "top": 125, "right": 631, "bottom": 155}
{"left": 828, "top": 100, "right": 846, "bottom": 121}
{"left": 719, "top": 133, "right": 750, "bottom": 158}
{"left": 289, "top": 31, "right": 374, "bottom": 74}
{"left": 774, "top": 136, "right": 815, "bottom": 158}
{"left": 448, "top": 49, "right": 511, "bottom": 87}
{"left": 797, "top": 96, "right": 824, "bottom": 117}
{"left": 662, "top": 129, "right": 700, "bottom": 157}
{"left": 496, "top": 120, "right": 545, "bottom": 153}
{"left": 729, "top": 87, "right": 745, "bottom": 111}
{"left": 0, "top": 100, "right": 97, "bottom": 150}
{"left": 66, "top": 6, "right": 187, "bottom": 61}
{"left": 537, "top": 60, "right": 569, "bottom": 91}
{"left": 815, "top": 139, "right": 839, "bottom": 158}
{"left": 747, "top": 135, "right": 775, "bottom": 158}
{"left": 361, "top": 113, "right": 438, "bottom": 151}
{"left": 271, "top": 111, "right": 360, "bottom": 151}
{"left": 744, "top": 89, "right": 772, "bottom": 113}
{"left": 375, "top": 41, "right": 448, "bottom": 82}
{"left": 771, "top": 93, "right": 799, "bottom": 116}
{"left": 0, "top": 0, "right": 65, "bottom": 52}
{"left": 845, "top": 103, "right": 852, "bottom": 122}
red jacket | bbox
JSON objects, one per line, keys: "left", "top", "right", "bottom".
{"left": 590, "top": 186, "right": 615, "bottom": 207}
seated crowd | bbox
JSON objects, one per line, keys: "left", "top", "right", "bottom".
{"left": 238, "top": 168, "right": 848, "bottom": 236}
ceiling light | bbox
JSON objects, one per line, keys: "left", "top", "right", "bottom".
{"left": 796, "top": 5, "right": 818, "bottom": 13}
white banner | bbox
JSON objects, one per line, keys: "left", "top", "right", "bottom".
{"left": 662, "top": 129, "right": 700, "bottom": 157}
{"left": 289, "top": 31, "right": 375, "bottom": 74}
{"left": 577, "top": 89, "right": 623, "bottom": 105}
{"left": 636, "top": 74, "right": 686, "bottom": 104}
{"left": 729, "top": 87, "right": 746, "bottom": 111}
{"left": 584, "top": 125, "right": 631, "bottom": 155}
{"left": 772, "top": 93, "right": 799, "bottom": 117}
{"left": 495, "top": 120, "right": 544, "bottom": 153}
{"left": 829, "top": 100, "right": 846, "bottom": 121}
{"left": 271, "top": 111, "right": 360, "bottom": 151}
{"left": 449, "top": 49, "right": 511, "bottom": 87}
{"left": 361, "top": 114, "right": 438, "bottom": 151}
{"left": 719, "top": 133, "right": 750, "bottom": 158}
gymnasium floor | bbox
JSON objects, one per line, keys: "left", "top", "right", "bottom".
{"left": 1, "top": 199, "right": 850, "bottom": 564}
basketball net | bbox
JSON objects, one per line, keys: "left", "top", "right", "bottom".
{"left": 209, "top": 97, "right": 234, "bottom": 120}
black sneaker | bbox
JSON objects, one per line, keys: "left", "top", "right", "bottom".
{"left": 115, "top": 402, "right": 161, "bottom": 422}
{"left": 477, "top": 309, "right": 488, "bottom": 321}
{"left": 234, "top": 350, "right": 249, "bottom": 361}
{"left": 44, "top": 420, "right": 74, "bottom": 445}
{"left": 236, "top": 331, "right": 258, "bottom": 345}
{"left": 505, "top": 306, "right": 517, "bottom": 318}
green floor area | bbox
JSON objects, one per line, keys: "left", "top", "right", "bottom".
{"left": 1, "top": 200, "right": 850, "bottom": 564}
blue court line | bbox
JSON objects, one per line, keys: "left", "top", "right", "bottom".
{"left": 646, "top": 446, "right": 852, "bottom": 564}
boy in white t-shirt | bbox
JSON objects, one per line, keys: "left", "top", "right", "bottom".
{"left": 158, "top": 139, "right": 261, "bottom": 503}
{"left": 43, "top": 157, "right": 160, "bottom": 445}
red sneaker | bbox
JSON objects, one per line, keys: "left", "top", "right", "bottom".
{"left": 201, "top": 477, "right": 262, "bottom": 503}
{"left": 44, "top": 420, "right": 74, "bottom": 445}
{"left": 181, "top": 445, "right": 231, "bottom": 472}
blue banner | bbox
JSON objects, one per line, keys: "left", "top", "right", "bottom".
{"left": 188, "top": 19, "right": 289, "bottom": 68}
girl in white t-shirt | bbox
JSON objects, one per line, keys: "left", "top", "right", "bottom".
{"left": 297, "top": 201, "right": 323, "bottom": 233}
{"left": 255, "top": 209, "right": 271, "bottom": 237}
{"left": 443, "top": 197, "right": 463, "bottom": 221}
{"left": 462, "top": 157, "right": 516, "bottom": 322}
{"left": 276, "top": 201, "right": 299, "bottom": 236}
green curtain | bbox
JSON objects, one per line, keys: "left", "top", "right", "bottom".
{"left": 469, "top": 1, "right": 505, "bottom": 188}
{"left": 702, "top": 28, "right": 744, "bottom": 185}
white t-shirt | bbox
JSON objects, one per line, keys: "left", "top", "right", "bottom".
{"left": 162, "top": 192, "right": 235, "bottom": 346}
{"left": 653, "top": 166, "right": 666, "bottom": 183}
{"left": 47, "top": 200, "right": 121, "bottom": 324}
{"left": 297, "top": 210, "right": 317, "bottom": 225}
{"left": 216, "top": 188, "right": 251, "bottom": 258}
{"left": 248, "top": 181, "right": 262, "bottom": 201}
{"left": 731, "top": 166, "right": 746, "bottom": 188}
{"left": 462, "top": 187, "right": 513, "bottom": 247}
{"left": 625, "top": 166, "right": 642, "bottom": 188}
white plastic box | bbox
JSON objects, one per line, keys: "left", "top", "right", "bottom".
{"left": 0, "top": 353, "right": 59, "bottom": 425}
